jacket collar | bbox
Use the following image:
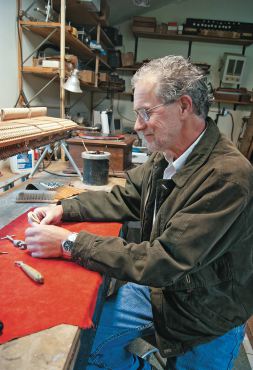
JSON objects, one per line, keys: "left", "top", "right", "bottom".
{"left": 152, "top": 117, "right": 220, "bottom": 188}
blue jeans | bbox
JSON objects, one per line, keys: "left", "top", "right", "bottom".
{"left": 87, "top": 283, "right": 245, "bottom": 370}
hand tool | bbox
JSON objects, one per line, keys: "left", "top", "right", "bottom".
{"left": 15, "top": 261, "right": 44, "bottom": 284}
{"left": 0, "top": 235, "right": 27, "bottom": 249}
{"left": 27, "top": 211, "right": 41, "bottom": 224}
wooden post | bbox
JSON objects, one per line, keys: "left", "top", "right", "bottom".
{"left": 17, "top": 0, "right": 24, "bottom": 107}
{"left": 60, "top": 0, "right": 66, "bottom": 160}
{"left": 60, "top": 0, "right": 66, "bottom": 119}
{"left": 94, "top": 22, "right": 101, "bottom": 88}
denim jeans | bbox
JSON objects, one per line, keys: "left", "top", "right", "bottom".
{"left": 87, "top": 283, "right": 245, "bottom": 370}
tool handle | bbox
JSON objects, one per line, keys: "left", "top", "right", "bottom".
{"left": 16, "top": 261, "right": 44, "bottom": 284}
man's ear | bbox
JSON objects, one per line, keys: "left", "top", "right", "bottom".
{"left": 179, "top": 95, "right": 193, "bottom": 115}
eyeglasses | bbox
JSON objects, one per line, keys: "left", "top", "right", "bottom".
{"left": 134, "top": 103, "right": 167, "bottom": 122}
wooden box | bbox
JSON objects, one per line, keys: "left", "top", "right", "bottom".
{"left": 79, "top": 70, "right": 95, "bottom": 84}
{"left": 133, "top": 16, "right": 156, "bottom": 33}
{"left": 66, "top": 136, "right": 135, "bottom": 175}
{"left": 99, "top": 72, "right": 109, "bottom": 82}
{"left": 121, "top": 52, "right": 134, "bottom": 67}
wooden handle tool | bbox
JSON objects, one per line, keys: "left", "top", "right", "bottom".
{"left": 27, "top": 211, "right": 41, "bottom": 224}
{"left": 15, "top": 261, "right": 44, "bottom": 284}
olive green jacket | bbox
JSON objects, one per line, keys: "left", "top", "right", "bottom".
{"left": 62, "top": 118, "right": 253, "bottom": 357}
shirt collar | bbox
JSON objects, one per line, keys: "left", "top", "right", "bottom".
{"left": 164, "top": 129, "right": 206, "bottom": 174}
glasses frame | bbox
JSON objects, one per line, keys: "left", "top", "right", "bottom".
{"left": 134, "top": 103, "right": 168, "bottom": 122}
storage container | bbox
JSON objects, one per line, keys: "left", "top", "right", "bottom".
{"left": 10, "top": 150, "right": 35, "bottom": 174}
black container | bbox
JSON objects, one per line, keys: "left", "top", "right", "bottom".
{"left": 107, "top": 50, "right": 122, "bottom": 69}
{"left": 82, "top": 151, "right": 111, "bottom": 186}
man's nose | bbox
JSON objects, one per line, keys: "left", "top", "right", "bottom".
{"left": 134, "top": 116, "right": 147, "bottom": 132}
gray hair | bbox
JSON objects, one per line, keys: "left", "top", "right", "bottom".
{"left": 131, "top": 55, "right": 212, "bottom": 119}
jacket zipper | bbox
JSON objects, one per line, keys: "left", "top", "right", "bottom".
{"left": 141, "top": 166, "right": 155, "bottom": 239}
{"left": 185, "top": 274, "right": 191, "bottom": 284}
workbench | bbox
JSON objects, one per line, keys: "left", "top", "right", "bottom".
{"left": 0, "top": 162, "right": 124, "bottom": 370}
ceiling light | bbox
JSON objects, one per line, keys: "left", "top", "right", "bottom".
{"left": 132, "top": 0, "right": 151, "bottom": 7}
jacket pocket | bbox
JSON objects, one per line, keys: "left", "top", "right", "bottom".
{"left": 166, "top": 253, "right": 233, "bottom": 292}
{"left": 160, "top": 254, "right": 244, "bottom": 333}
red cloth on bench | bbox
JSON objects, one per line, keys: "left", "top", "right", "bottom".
{"left": 0, "top": 210, "right": 121, "bottom": 344}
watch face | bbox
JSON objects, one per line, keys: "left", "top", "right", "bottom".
{"left": 62, "top": 240, "right": 74, "bottom": 252}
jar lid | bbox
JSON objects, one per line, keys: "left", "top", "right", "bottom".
{"left": 81, "top": 151, "right": 111, "bottom": 160}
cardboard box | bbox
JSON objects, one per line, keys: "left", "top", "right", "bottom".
{"left": 133, "top": 16, "right": 156, "bottom": 33}
{"left": 133, "top": 16, "right": 156, "bottom": 25}
{"left": 99, "top": 72, "right": 109, "bottom": 82}
{"left": 121, "top": 52, "right": 134, "bottom": 67}
{"left": 42, "top": 60, "right": 60, "bottom": 68}
{"left": 132, "top": 26, "right": 155, "bottom": 33}
{"left": 79, "top": 70, "right": 95, "bottom": 84}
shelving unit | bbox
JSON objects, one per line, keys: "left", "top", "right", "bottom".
{"left": 17, "top": 0, "right": 114, "bottom": 116}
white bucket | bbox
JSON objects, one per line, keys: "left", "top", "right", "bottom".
{"left": 9, "top": 150, "right": 35, "bottom": 174}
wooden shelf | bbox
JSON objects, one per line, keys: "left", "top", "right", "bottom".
{"left": 52, "top": 0, "right": 108, "bottom": 26}
{"left": 22, "top": 66, "right": 124, "bottom": 92}
{"left": 214, "top": 99, "right": 253, "bottom": 106}
{"left": 22, "top": 65, "right": 92, "bottom": 89}
{"left": 22, "top": 66, "right": 60, "bottom": 77}
{"left": 133, "top": 30, "right": 253, "bottom": 47}
{"left": 21, "top": 21, "right": 93, "bottom": 59}
{"left": 117, "top": 67, "right": 138, "bottom": 72}
{"left": 21, "top": 21, "right": 112, "bottom": 69}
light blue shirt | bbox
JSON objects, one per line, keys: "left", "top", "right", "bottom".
{"left": 163, "top": 130, "right": 205, "bottom": 180}
{"left": 153, "top": 130, "right": 205, "bottom": 223}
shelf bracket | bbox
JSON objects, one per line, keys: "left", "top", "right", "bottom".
{"left": 22, "top": 28, "right": 57, "bottom": 64}
{"left": 23, "top": 74, "right": 58, "bottom": 106}
{"left": 134, "top": 35, "right": 139, "bottom": 63}
{"left": 187, "top": 41, "right": 192, "bottom": 58}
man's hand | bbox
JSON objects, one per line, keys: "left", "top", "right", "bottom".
{"left": 28, "top": 205, "right": 64, "bottom": 225}
{"left": 25, "top": 225, "right": 72, "bottom": 258}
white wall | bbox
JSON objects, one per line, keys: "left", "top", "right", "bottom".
{"left": 0, "top": 1, "right": 18, "bottom": 107}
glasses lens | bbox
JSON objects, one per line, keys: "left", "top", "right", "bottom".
{"left": 135, "top": 108, "right": 149, "bottom": 122}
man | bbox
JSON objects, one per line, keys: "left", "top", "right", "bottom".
{"left": 25, "top": 56, "right": 253, "bottom": 370}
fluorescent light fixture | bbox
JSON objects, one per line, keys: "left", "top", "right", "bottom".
{"left": 132, "top": 0, "right": 151, "bottom": 7}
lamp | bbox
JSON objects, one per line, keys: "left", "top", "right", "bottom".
{"left": 63, "top": 69, "right": 82, "bottom": 93}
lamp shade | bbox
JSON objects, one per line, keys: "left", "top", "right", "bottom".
{"left": 63, "top": 69, "right": 82, "bottom": 93}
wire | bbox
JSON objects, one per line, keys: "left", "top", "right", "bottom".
{"left": 227, "top": 112, "right": 235, "bottom": 142}
{"left": 92, "top": 96, "right": 108, "bottom": 110}
{"left": 236, "top": 117, "right": 248, "bottom": 148}
{"left": 43, "top": 169, "right": 79, "bottom": 177}
{"left": 116, "top": 93, "right": 135, "bottom": 123}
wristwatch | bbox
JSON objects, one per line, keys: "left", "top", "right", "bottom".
{"left": 61, "top": 233, "right": 78, "bottom": 260}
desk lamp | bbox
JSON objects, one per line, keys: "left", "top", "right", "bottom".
{"left": 63, "top": 69, "right": 82, "bottom": 93}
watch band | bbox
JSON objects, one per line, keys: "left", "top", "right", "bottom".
{"left": 61, "top": 233, "right": 78, "bottom": 260}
